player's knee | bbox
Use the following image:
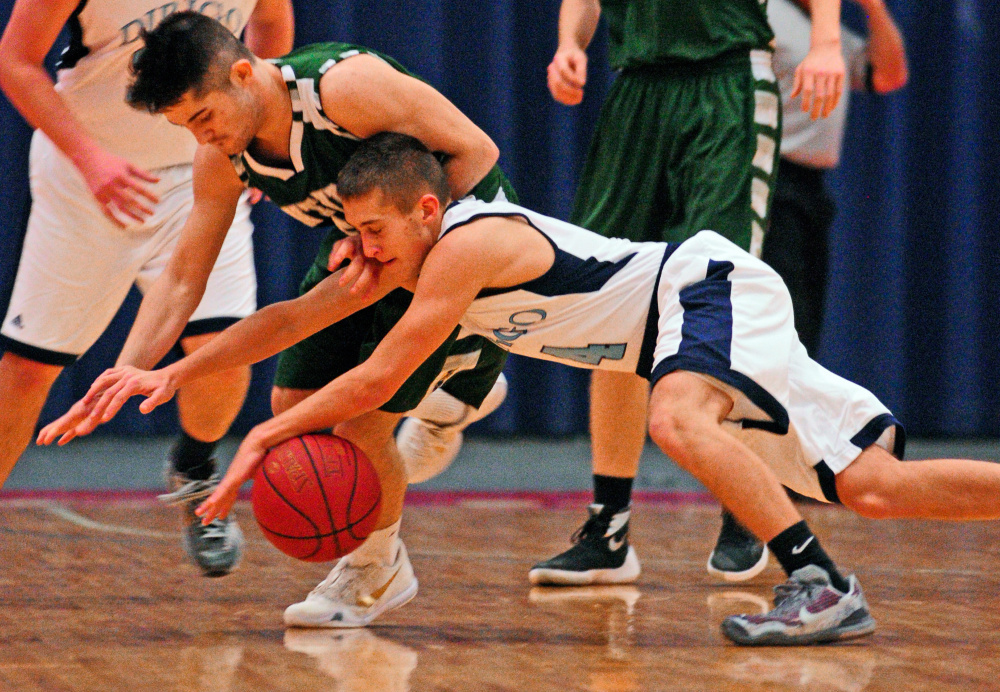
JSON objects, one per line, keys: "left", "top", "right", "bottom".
{"left": 648, "top": 408, "right": 696, "bottom": 463}
{"left": 837, "top": 468, "right": 906, "bottom": 520}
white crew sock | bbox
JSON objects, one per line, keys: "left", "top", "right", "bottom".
{"left": 347, "top": 518, "right": 401, "bottom": 566}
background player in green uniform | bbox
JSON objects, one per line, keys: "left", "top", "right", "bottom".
{"left": 45, "top": 12, "right": 514, "bottom": 627}
{"left": 531, "top": 0, "right": 849, "bottom": 587}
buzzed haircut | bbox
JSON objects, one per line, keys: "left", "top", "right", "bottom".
{"left": 127, "top": 11, "right": 254, "bottom": 114}
{"left": 337, "top": 133, "right": 451, "bottom": 212}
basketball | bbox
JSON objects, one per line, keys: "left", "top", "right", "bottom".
{"left": 251, "top": 434, "right": 382, "bottom": 562}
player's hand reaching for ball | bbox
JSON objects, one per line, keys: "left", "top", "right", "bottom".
{"left": 36, "top": 366, "right": 179, "bottom": 445}
{"left": 196, "top": 432, "right": 268, "bottom": 524}
{"left": 548, "top": 45, "right": 588, "bottom": 106}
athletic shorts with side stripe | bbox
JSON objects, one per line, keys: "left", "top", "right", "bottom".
{"left": 647, "top": 231, "right": 904, "bottom": 504}
{"left": 273, "top": 168, "right": 516, "bottom": 413}
{"left": 571, "top": 49, "right": 781, "bottom": 257}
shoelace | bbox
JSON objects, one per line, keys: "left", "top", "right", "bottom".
{"left": 200, "top": 520, "right": 231, "bottom": 541}
{"left": 770, "top": 576, "right": 824, "bottom": 612}
{"left": 570, "top": 514, "right": 608, "bottom": 545}
{"left": 157, "top": 475, "right": 220, "bottom": 506}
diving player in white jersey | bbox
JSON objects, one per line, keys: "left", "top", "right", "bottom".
{"left": 0, "top": 0, "right": 293, "bottom": 576}
{"left": 60, "top": 133, "right": 1000, "bottom": 645}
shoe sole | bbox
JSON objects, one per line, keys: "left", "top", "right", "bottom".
{"left": 721, "top": 612, "right": 876, "bottom": 646}
{"left": 528, "top": 546, "right": 641, "bottom": 586}
{"left": 706, "top": 545, "right": 770, "bottom": 583}
{"left": 284, "top": 578, "right": 420, "bottom": 629}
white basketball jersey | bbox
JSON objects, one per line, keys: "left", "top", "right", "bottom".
{"left": 442, "top": 199, "right": 671, "bottom": 374}
{"left": 54, "top": 0, "right": 257, "bottom": 171}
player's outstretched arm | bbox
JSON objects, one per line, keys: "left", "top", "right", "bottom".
{"left": 243, "top": 0, "right": 295, "bottom": 59}
{"left": 196, "top": 239, "right": 485, "bottom": 523}
{"left": 37, "top": 262, "right": 400, "bottom": 445}
{"left": 0, "top": 0, "right": 160, "bottom": 224}
{"left": 793, "top": 0, "right": 846, "bottom": 120}
{"left": 548, "top": 0, "right": 601, "bottom": 105}
{"left": 318, "top": 56, "right": 498, "bottom": 202}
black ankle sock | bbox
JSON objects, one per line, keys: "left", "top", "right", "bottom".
{"left": 169, "top": 432, "right": 217, "bottom": 480}
{"left": 593, "top": 474, "right": 634, "bottom": 514}
{"left": 768, "top": 521, "right": 849, "bottom": 592}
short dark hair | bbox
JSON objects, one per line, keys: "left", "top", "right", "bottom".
{"left": 337, "top": 133, "right": 451, "bottom": 212}
{"left": 127, "top": 11, "right": 253, "bottom": 113}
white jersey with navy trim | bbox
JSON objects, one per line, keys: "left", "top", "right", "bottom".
{"left": 54, "top": 0, "right": 256, "bottom": 171}
{"left": 440, "top": 199, "right": 902, "bottom": 504}
{"left": 441, "top": 199, "right": 669, "bottom": 374}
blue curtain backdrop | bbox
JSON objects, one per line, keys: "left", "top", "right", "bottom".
{"left": 0, "top": 0, "right": 997, "bottom": 439}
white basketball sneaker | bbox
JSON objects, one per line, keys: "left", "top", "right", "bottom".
{"left": 398, "top": 373, "right": 508, "bottom": 484}
{"left": 283, "top": 540, "right": 418, "bottom": 628}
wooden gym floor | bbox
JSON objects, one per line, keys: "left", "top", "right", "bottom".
{"left": 0, "top": 496, "right": 998, "bottom": 691}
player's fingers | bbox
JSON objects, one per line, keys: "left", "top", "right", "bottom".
{"left": 123, "top": 174, "right": 160, "bottom": 204}
{"left": 791, "top": 65, "right": 803, "bottom": 98}
{"left": 798, "top": 71, "right": 816, "bottom": 114}
{"left": 101, "top": 381, "right": 142, "bottom": 421}
{"left": 349, "top": 261, "right": 377, "bottom": 295}
{"left": 329, "top": 237, "right": 358, "bottom": 273}
{"left": 811, "top": 76, "right": 827, "bottom": 120}
{"left": 111, "top": 190, "right": 155, "bottom": 219}
{"left": 127, "top": 165, "right": 160, "bottom": 184}
{"left": 247, "top": 188, "right": 264, "bottom": 204}
{"left": 337, "top": 251, "right": 367, "bottom": 287}
{"left": 139, "top": 386, "right": 171, "bottom": 414}
{"left": 90, "top": 378, "right": 130, "bottom": 422}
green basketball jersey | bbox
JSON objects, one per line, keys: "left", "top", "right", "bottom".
{"left": 231, "top": 43, "right": 512, "bottom": 234}
{"left": 600, "top": 0, "right": 774, "bottom": 69}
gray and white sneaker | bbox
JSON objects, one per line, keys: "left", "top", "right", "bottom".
{"left": 159, "top": 469, "right": 244, "bottom": 578}
{"left": 398, "top": 373, "right": 508, "bottom": 484}
{"left": 721, "top": 565, "right": 876, "bottom": 646}
{"left": 284, "top": 540, "right": 418, "bottom": 628}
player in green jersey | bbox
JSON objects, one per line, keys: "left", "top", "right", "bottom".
{"left": 43, "top": 11, "right": 513, "bottom": 627}
{"left": 532, "top": 0, "right": 849, "bottom": 587}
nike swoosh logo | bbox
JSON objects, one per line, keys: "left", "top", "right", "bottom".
{"left": 791, "top": 536, "right": 815, "bottom": 555}
{"left": 608, "top": 536, "right": 626, "bottom": 552}
{"left": 357, "top": 567, "right": 401, "bottom": 607}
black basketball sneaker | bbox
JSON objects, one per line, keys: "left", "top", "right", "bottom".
{"left": 528, "top": 504, "right": 641, "bottom": 586}
{"left": 707, "top": 509, "right": 769, "bottom": 582}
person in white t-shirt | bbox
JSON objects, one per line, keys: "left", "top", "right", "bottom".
{"left": 764, "top": 0, "right": 908, "bottom": 356}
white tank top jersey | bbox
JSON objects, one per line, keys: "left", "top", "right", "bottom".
{"left": 54, "top": 0, "right": 257, "bottom": 171}
{"left": 441, "top": 199, "right": 671, "bottom": 375}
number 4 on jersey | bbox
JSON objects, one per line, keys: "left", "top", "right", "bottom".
{"left": 540, "top": 343, "right": 626, "bottom": 366}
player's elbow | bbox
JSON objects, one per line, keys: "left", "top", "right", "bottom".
{"left": 871, "top": 60, "right": 908, "bottom": 94}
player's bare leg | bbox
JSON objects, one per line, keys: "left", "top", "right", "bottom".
{"left": 0, "top": 352, "right": 62, "bottom": 487}
{"left": 285, "top": 410, "right": 417, "bottom": 628}
{"left": 649, "top": 371, "right": 874, "bottom": 645}
{"left": 529, "top": 370, "right": 645, "bottom": 585}
{"left": 837, "top": 444, "right": 1000, "bottom": 520}
{"left": 159, "top": 332, "right": 251, "bottom": 577}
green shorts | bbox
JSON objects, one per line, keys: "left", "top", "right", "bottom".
{"left": 274, "top": 166, "right": 517, "bottom": 413}
{"left": 572, "top": 49, "right": 782, "bottom": 254}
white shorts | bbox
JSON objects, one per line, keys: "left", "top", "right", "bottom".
{"left": 648, "top": 231, "right": 903, "bottom": 503}
{"left": 0, "top": 132, "right": 256, "bottom": 365}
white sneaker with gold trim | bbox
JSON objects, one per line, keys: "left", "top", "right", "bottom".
{"left": 283, "top": 541, "right": 418, "bottom": 628}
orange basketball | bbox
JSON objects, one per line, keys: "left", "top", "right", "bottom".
{"left": 251, "top": 434, "right": 381, "bottom": 562}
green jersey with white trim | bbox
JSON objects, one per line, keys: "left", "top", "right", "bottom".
{"left": 231, "top": 43, "right": 512, "bottom": 234}
{"left": 600, "top": 0, "right": 774, "bottom": 69}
